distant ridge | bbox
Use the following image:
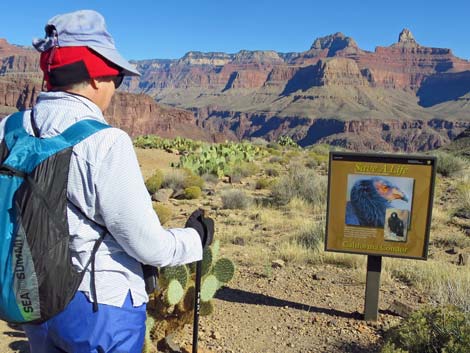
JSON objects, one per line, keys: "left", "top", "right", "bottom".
{"left": 1, "top": 30, "right": 470, "bottom": 152}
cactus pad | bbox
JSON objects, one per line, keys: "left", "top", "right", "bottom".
{"left": 211, "top": 239, "right": 220, "bottom": 259}
{"left": 213, "top": 258, "right": 235, "bottom": 284}
{"left": 201, "top": 247, "right": 213, "bottom": 276}
{"left": 201, "top": 274, "right": 218, "bottom": 302}
{"left": 160, "top": 265, "right": 189, "bottom": 289}
{"left": 164, "top": 279, "right": 185, "bottom": 306}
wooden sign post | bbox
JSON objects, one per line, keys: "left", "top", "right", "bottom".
{"left": 364, "top": 255, "right": 382, "bottom": 321}
{"left": 325, "top": 152, "right": 436, "bottom": 321}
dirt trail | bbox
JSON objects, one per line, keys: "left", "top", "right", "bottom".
{"left": 1, "top": 261, "right": 423, "bottom": 353}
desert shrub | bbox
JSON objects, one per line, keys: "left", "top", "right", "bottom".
{"left": 308, "top": 144, "right": 330, "bottom": 156}
{"left": 202, "top": 173, "right": 219, "bottom": 185}
{"left": 183, "top": 172, "right": 205, "bottom": 189}
{"left": 230, "top": 161, "right": 260, "bottom": 178}
{"left": 255, "top": 178, "right": 273, "bottom": 190}
{"left": 296, "top": 221, "right": 325, "bottom": 252}
{"left": 162, "top": 169, "right": 186, "bottom": 190}
{"left": 454, "top": 176, "right": 470, "bottom": 215}
{"left": 228, "top": 172, "right": 242, "bottom": 184}
{"left": 221, "top": 189, "right": 252, "bottom": 209}
{"left": 271, "top": 164, "right": 327, "bottom": 206}
{"left": 184, "top": 186, "right": 202, "bottom": 199}
{"left": 250, "top": 137, "right": 269, "bottom": 147}
{"left": 266, "top": 142, "right": 281, "bottom": 150}
{"left": 433, "top": 151, "right": 466, "bottom": 177}
{"left": 153, "top": 203, "right": 173, "bottom": 225}
{"left": 380, "top": 306, "right": 470, "bottom": 353}
{"left": 384, "top": 259, "right": 470, "bottom": 314}
{"left": 431, "top": 233, "right": 470, "bottom": 249}
{"left": 269, "top": 155, "right": 285, "bottom": 164}
{"left": 307, "top": 151, "right": 329, "bottom": 165}
{"left": 285, "top": 150, "right": 302, "bottom": 161}
{"left": 305, "top": 158, "right": 319, "bottom": 169}
{"left": 145, "top": 170, "right": 164, "bottom": 194}
{"left": 264, "top": 164, "right": 280, "bottom": 177}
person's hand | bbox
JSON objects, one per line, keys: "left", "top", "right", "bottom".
{"left": 185, "top": 209, "right": 214, "bottom": 248}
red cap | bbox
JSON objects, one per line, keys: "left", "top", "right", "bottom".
{"left": 40, "top": 46, "right": 121, "bottom": 90}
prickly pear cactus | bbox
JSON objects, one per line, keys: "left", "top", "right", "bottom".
{"left": 144, "top": 239, "right": 235, "bottom": 352}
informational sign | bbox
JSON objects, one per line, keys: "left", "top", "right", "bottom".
{"left": 325, "top": 152, "right": 436, "bottom": 260}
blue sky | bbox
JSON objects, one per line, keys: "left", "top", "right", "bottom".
{"left": 1, "top": 0, "right": 469, "bottom": 61}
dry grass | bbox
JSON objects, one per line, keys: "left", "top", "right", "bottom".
{"left": 430, "top": 206, "right": 451, "bottom": 231}
{"left": 134, "top": 143, "right": 470, "bottom": 316}
{"left": 135, "top": 148, "right": 180, "bottom": 180}
{"left": 383, "top": 259, "right": 470, "bottom": 312}
{"left": 456, "top": 174, "right": 470, "bottom": 212}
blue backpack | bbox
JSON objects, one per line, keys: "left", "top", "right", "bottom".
{"left": 0, "top": 111, "right": 109, "bottom": 324}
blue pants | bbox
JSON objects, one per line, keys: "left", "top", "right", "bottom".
{"left": 23, "top": 291, "right": 146, "bottom": 353}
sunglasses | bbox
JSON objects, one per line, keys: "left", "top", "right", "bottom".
{"left": 111, "top": 74, "right": 124, "bottom": 89}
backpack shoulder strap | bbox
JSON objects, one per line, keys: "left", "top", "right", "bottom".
{"left": 3, "top": 112, "right": 28, "bottom": 147}
{"left": 2, "top": 118, "right": 110, "bottom": 174}
{"left": 60, "top": 119, "right": 110, "bottom": 146}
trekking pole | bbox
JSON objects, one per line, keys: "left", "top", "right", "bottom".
{"left": 193, "top": 210, "right": 206, "bottom": 353}
{"left": 192, "top": 258, "right": 202, "bottom": 353}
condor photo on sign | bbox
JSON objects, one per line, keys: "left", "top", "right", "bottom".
{"left": 325, "top": 152, "right": 436, "bottom": 260}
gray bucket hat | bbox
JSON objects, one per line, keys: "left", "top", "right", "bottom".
{"left": 33, "top": 9, "right": 140, "bottom": 77}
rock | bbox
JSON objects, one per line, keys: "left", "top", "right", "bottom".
{"left": 164, "top": 148, "right": 179, "bottom": 154}
{"left": 210, "top": 331, "right": 221, "bottom": 340}
{"left": 398, "top": 28, "right": 417, "bottom": 45}
{"left": 157, "top": 334, "right": 182, "bottom": 353}
{"left": 446, "top": 247, "right": 458, "bottom": 255}
{"left": 152, "top": 188, "right": 174, "bottom": 202}
{"left": 271, "top": 259, "right": 285, "bottom": 269}
{"left": 458, "top": 253, "right": 469, "bottom": 266}
{"left": 232, "top": 237, "right": 246, "bottom": 246}
{"left": 389, "top": 300, "right": 415, "bottom": 318}
{"left": 327, "top": 319, "right": 338, "bottom": 327}
{"left": 312, "top": 273, "right": 326, "bottom": 281}
{"left": 454, "top": 210, "right": 470, "bottom": 219}
{"left": 172, "top": 189, "right": 186, "bottom": 200}
{"left": 204, "top": 188, "right": 216, "bottom": 196}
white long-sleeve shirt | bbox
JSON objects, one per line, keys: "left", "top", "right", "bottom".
{"left": 0, "top": 91, "right": 202, "bottom": 307}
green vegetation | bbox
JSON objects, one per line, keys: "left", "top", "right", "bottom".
{"left": 134, "top": 135, "right": 203, "bottom": 153}
{"left": 152, "top": 203, "right": 172, "bottom": 225}
{"left": 453, "top": 175, "right": 470, "bottom": 216}
{"left": 255, "top": 178, "right": 273, "bottom": 190}
{"left": 135, "top": 134, "right": 470, "bottom": 353}
{"left": 271, "top": 163, "right": 327, "bottom": 206}
{"left": 381, "top": 306, "right": 470, "bottom": 353}
{"left": 296, "top": 221, "right": 325, "bottom": 252}
{"left": 145, "top": 170, "right": 164, "bottom": 194}
{"left": 184, "top": 186, "right": 202, "bottom": 199}
{"left": 277, "top": 135, "right": 299, "bottom": 148}
{"left": 432, "top": 150, "right": 466, "bottom": 177}
{"left": 176, "top": 142, "right": 267, "bottom": 178}
{"left": 146, "top": 240, "right": 235, "bottom": 349}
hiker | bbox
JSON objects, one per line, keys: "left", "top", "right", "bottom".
{"left": 0, "top": 9, "right": 213, "bottom": 353}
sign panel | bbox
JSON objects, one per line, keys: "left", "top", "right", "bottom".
{"left": 325, "top": 152, "right": 436, "bottom": 259}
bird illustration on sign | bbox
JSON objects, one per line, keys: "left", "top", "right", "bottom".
{"left": 345, "top": 175, "right": 413, "bottom": 228}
